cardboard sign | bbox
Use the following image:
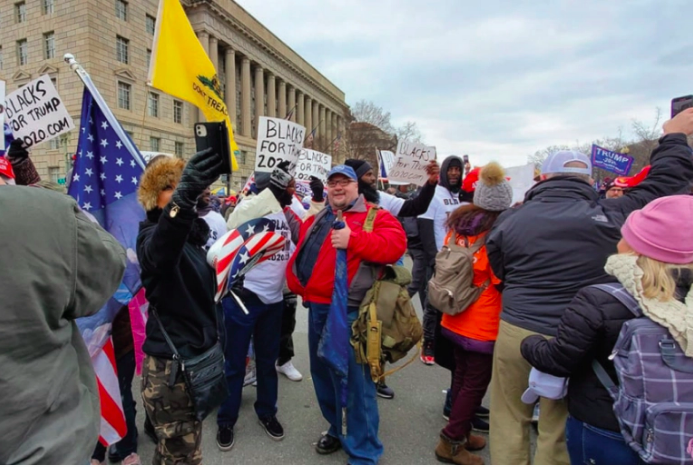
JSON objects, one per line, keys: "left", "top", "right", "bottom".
{"left": 378, "top": 149, "right": 407, "bottom": 185}
{"left": 505, "top": 163, "right": 536, "bottom": 204}
{"left": 4, "top": 75, "right": 75, "bottom": 148}
{"left": 296, "top": 149, "right": 332, "bottom": 182}
{"left": 591, "top": 145, "right": 634, "bottom": 176}
{"left": 0, "top": 80, "right": 5, "bottom": 152}
{"left": 388, "top": 141, "right": 436, "bottom": 186}
{"left": 255, "top": 116, "right": 305, "bottom": 173}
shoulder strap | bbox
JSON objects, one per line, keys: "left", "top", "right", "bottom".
{"left": 591, "top": 360, "right": 619, "bottom": 399}
{"left": 364, "top": 206, "right": 378, "bottom": 233}
{"left": 588, "top": 283, "right": 643, "bottom": 318}
{"left": 468, "top": 233, "right": 488, "bottom": 254}
{"left": 149, "top": 306, "right": 181, "bottom": 360}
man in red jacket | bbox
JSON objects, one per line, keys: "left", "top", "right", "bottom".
{"left": 286, "top": 165, "right": 406, "bottom": 465}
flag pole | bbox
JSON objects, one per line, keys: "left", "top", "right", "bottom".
{"left": 64, "top": 53, "right": 146, "bottom": 170}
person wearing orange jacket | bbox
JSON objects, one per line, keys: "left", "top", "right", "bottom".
{"left": 286, "top": 165, "right": 406, "bottom": 465}
{"left": 434, "top": 163, "right": 513, "bottom": 465}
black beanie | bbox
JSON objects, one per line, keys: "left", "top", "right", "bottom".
{"left": 345, "top": 159, "right": 373, "bottom": 180}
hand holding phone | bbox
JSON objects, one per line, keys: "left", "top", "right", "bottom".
{"left": 671, "top": 95, "right": 693, "bottom": 119}
{"left": 194, "top": 122, "right": 232, "bottom": 174}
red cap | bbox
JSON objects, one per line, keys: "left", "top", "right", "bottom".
{"left": 0, "top": 157, "right": 16, "bottom": 180}
{"left": 627, "top": 165, "right": 651, "bottom": 188}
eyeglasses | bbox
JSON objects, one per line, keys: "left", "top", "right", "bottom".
{"left": 327, "top": 179, "right": 354, "bottom": 188}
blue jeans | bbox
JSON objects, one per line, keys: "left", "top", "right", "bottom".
{"left": 566, "top": 416, "right": 641, "bottom": 465}
{"left": 217, "top": 293, "right": 284, "bottom": 427}
{"left": 308, "top": 303, "right": 383, "bottom": 465}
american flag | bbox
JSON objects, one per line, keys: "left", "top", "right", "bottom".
{"left": 68, "top": 86, "right": 146, "bottom": 446}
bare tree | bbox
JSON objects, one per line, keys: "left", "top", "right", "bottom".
{"left": 351, "top": 100, "right": 395, "bottom": 133}
{"left": 395, "top": 121, "right": 423, "bottom": 144}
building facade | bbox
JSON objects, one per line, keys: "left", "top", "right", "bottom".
{"left": 0, "top": 0, "right": 348, "bottom": 189}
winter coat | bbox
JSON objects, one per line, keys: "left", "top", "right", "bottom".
{"left": 0, "top": 186, "right": 126, "bottom": 464}
{"left": 287, "top": 195, "right": 407, "bottom": 307}
{"left": 487, "top": 133, "right": 693, "bottom": 336}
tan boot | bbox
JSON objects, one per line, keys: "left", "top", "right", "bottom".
{"left": 465, "top": 433, "right": 487, "bottom": 451}
{"left": 452, "top": 447, "right": 485, "bottom": 465}
{"left": 435, "top": 432, "right": 462, "bottom": 463}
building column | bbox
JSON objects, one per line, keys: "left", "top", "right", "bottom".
{"left": 287, "top": 86, "right": 296, "bottom": 122}
{"left": 319, "top": 105, "right": 326, "bottom": 148}
{"left": 296, "top": 91, "right": 304, "bottom": 126}
{"left": 305, "top": 97, "right": 313, "bottom": 136}
{"left": 241, "top": 57, "right": 251, "bottom": 137}
{"left": 224, "top": 48, "right": 236, "bottom": 127}
{"left": 325, "top": 109, "right": 332, "bottom": 151}
{"left": 254, "top": 65, "right": 264, "bottom": 138}
{"left": 266, "top": 73, "right": 276, "bottom": 118}
{"left": 209, "top": 36, "right": 218, "bottom": 72}
{"left": 312, "top": 100, "right": 320, "bottom": 138}
{"left": 278, "top": 80, "right": 286, "bottom": 118}
{"left": 196, "top": 31, "right": 210, "bottom": 123}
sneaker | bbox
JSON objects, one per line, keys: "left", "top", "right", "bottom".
{"left": 259, "top": 415, "right": 285, "bottom": 441}
{"left": 217, "top": 425, "right": 235, "bottom": 451}
{"left": 276, "top": 360, "right": 303, "bottom": 382}
{"left": 122, "top": 453, "right": 142, "bottom": 465}
{"left": 243, "top": 364, "right": 257, "bottom": 387}
{"left": 420, "top": 341, "right": 435, "bottom": 366}
{"left": 316, "top": 433, "right": 342, "bottom": 455}
{"left": 442, "top": 408, "right": 450, "bottom": 421}
{"left": 475, "top": 405, "right": 490, "bottom": 418}
{"left": 471, "top": 416, "right": 490, "bottom": 433}
{"left": 376, "top": 382, "right": 395, "bottom": 399}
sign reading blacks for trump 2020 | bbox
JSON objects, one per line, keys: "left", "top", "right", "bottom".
{"left": 4, "top": 75, "right": 75, "bottom": 148}
{"left": 255, "top": 116, "right": 305, "bottom": 173}
{"left": 295, "top": 149, "right": 332, "bottom": 182}
{"left": 388, "top": 141, "right": 437, "bottom": 186}
{"left": 591, "top": 144, "right": 634, "bottom": 176}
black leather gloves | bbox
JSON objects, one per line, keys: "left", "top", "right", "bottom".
{"left": 172, "top": 148, "right": 223, "bottom": 211}
{"left": 310, "top": 176, "right": 324, "bottom": 202}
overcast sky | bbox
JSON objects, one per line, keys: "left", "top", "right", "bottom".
{"left": 237, "top": 0, "right": 692, "bottom": 167}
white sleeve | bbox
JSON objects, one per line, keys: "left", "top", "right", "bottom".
{"left": 418, "top": 193, "right": 439, "bottom": 220}
{"left": 378, "top": 191, "right": 406, "bottom": 216}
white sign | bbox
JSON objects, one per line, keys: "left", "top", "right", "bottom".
{"left": 4, "top": 75, "right": 75, "bottom": 148}
{"left": 0, "top": 80, "right": 6, "bottom": 152}
{"left": 378, "top": 149, "right": 407, "bottom": 185}
{"left": 505, "top": 163, "right": 536, "bottom": 204}
{"left": 255, "top": 116, "right": 305, "bottom": 173}
{"left": 296, "top": 149, "right": 332, "bottom": 182}
{"left": 388, "top": 141, "right": 437, "bottom": 186}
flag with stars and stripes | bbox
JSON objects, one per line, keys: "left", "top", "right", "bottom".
{"left": 68, "top": 85, "right": 146, "bottom": 447}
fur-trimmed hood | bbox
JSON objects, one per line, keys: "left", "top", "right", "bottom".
{"left": 137, "top": 156, "right": 185, "bottom": 211}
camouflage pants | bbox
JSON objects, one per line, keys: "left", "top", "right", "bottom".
{"left": 141, "top": 356, "right": 202, "bottom": 465}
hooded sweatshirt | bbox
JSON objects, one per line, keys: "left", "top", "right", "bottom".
{"left": 418, "top": 155, "right": 464, "bottom": 260}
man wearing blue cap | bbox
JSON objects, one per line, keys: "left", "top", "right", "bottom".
{"left": 287, "top": 165, "right": 407, "bottom": 465}
{"left": 485, "top": 108, "right": 693, "bottom": 465}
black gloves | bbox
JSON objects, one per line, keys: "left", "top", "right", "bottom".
{"left": 7, "top": 139, "right": 29, "bottom": 164}
{"left": 172, "top": 148, "right": 223, "bottom": 210}
{"left": 310, "top": 176, "right": 324, "bottom": 202}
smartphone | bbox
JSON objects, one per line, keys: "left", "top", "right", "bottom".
{"left": 194, "top": 121, "right": 232, "bottom": 174}
{"left": 671, "top": 95, "right": 693, "bottom": 118}
{"left": 463, "top": 154, "right": 469, "bottom": 164}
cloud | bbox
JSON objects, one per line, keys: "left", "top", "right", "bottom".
{"left": 237, "top": 0, "right": 693, "bottom": 166}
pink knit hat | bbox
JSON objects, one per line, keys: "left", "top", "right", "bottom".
{"left": 621, "top": 195, "right": 693, "bottom": 264}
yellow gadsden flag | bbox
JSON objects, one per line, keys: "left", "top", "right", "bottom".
{"left": 148, "top": 0, "right": 238, "bottom": 170}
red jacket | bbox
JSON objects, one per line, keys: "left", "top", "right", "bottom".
{"left": 286, "top": 196, "right": 406, "bottom": 305}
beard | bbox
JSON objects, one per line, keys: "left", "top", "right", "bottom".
{"left": 359, "top": 180, "right": 380, "bottom": 204}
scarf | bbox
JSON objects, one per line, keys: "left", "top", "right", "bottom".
{"left": 605, "top": 254, "right": 693, "bottom": 356}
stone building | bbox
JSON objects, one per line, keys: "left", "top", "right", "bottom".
{"left": 0, "top": 0, "right": 348, "bottom": 188}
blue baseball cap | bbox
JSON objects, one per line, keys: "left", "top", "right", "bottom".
{"left": 541, "top": 150, "right": 592, "bottom": 176}
{"left": 327, "top": 165, "right": 357, "bottom": 181}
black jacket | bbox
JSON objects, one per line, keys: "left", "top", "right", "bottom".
{"left": 137, "top": 204, "right": 219, "bottom": 359}
{"left": 487, "top": 133, "right": 693, "bottom": 336}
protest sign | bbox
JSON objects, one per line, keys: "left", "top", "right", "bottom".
{"left": 4, "top": 75, "right": 75, "bottom": 148}
{"left": 591, "top": 145, "right": 634, "bottom": 176}
{"left": 388, "top": 141, "right": 436, "bottom": 186}
{"left": 295, "top": 181, "right": 312, "bottom": 199}
{"left": 255, "top": 116, "right": 305, "bottom": 173}
{"left": 0, "top": 80, "right": 5, "bottom": 152}
{"left": 505, "top": 163, "right": 536, "bottom": 204}
{"left": 295, "top": 149, "right": 332, "bottom": 182}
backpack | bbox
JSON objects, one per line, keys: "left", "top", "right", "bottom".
{"left": 351, "top": 208, "right": 423, "bottom": 382}
{"left": 427, "top": 232, "right": 489, "bottom": 316}
{"left": 590, "top": 283, "right": 693, "bottom": 465}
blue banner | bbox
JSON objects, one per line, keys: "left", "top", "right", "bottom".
{"left": 591, "top": 145, "right": 634, "bottom": 176}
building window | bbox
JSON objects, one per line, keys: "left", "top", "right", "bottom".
{"left": 115, "top": 0, "right": 127, "bottom": 21}
{"left": 48, "top": 166, "right": 60, "bottom": 183}
{"left": 149, "top": 137, "right": 160, "bottom": 152}
{"left": 15, "top": 2, "right": 26, "bottom": 23}
{"left": 148, "top": 93, "right": 159, "bottom": 117}
{"left": 43, "top": 0, "right": 54, "bottom": 14}
{"left": 51, "top": 77, "right": 58, "bottom": 89}
{"left": 173, "top": 100, "right": 183, "bottom": 124}
{"left": 146, "top": 49, "right": 151, "bottom": 69}
{"left": 175, "top": 142, "right": 184, "bottom": 157}
{"left": 117, "top": 81, "right": 131, "bottom": 110}
{"left": 44, "top": 32, "right": 55, "bottom": 59}
{"left": 116, "top": 36, "right": 129, "bottom": 64}
{"left": 239, "top": 150, "right": 247, "bottom": 165}
{"left": 146, "top": 14, "right": 156, "bottom": 35}
{"left": 17, "top": 39, "right": 28, "bottom": 66}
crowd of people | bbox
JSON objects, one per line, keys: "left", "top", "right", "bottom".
{"left": 1, "top": 107, "right": 693, "bottom": 465}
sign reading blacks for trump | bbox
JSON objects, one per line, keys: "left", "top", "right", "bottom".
{"left": 388, "top": 141, "right": 437, "bottom": 186}
{"left": 4, "top": 75, "right": 75, "bottom": 148}
{"left": 255, "top": 116, "right": 305, "bottom": 173}
{"left": 591, "top": 144, "right": 634, "bottom": 176}
{"left": 295, "top": 149, "right": 332, "bottom": 182}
